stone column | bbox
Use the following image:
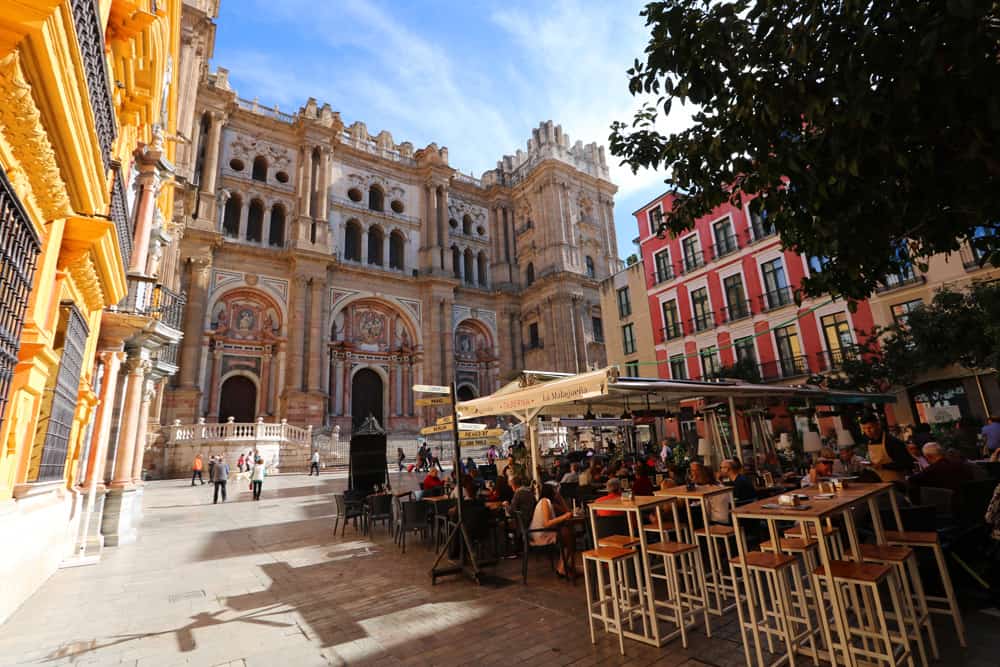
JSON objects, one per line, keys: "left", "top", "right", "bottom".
{"left": 208, "top": 344, "right": 222, "bottom": 418}
{"left": 424, "top": 185, "right": 436, "bottom": 248}
{"left": 360, "top": 229, "right": 369, "bottom": 264}
{"left": 237, "top": 199, "right": 249, "bottom": 240}
{"left": 262, "top": 205, "right": 273, "bottom": 247}
{"left": 200, "top": 111, "right": 223, "bottom": 194}
{"left": 388, "top": 362, "right": 397, "bottom": 417}
{"left": 130, "top": 378, "right": 155, "bottom": 483}
{"left": 333, "top": 356, "right": 343, "bottom": 416}
{"left": 300, "top": 146, "right": 313, "bottom": 216}
{"left": 307, "top": 278, "right": 323, "bottom": 392}
{"left": 83, "top": 350, "right": 125, "bottom": 487}
{"left": 287, "top": 275, "right": 308, "bottom": 391}
{"left": 342, "top": 354, "right": 351, "bottom": 415}
{"left": 317, "top": 148, "right": 330, "bottom": 221}
{"left": 437, "top": 186, "right": 451, "bottom": 273}
{"left": 128, "top": 169, "right": 160, "bottom": 275}
{"left": 260, "top": 349, "right": 271, "bottom": 414}
{"left": 110, "top": 356, "right": 148, "bottom": 488}
{"left": 179, "top": 255, "right": 212, "bottom": 387}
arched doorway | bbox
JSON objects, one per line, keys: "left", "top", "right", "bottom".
{"left": 351, "top": 368, "right": 383, "bottom": 429}
{"left": 219, "top": 376, "right": 256, "bottom": 422}
{"left": 456, "top": 385, "right": 476, "bottom": 402}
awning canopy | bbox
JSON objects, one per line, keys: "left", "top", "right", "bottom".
{"left": 456, "top": 367, "right": 894, "bottom": 422}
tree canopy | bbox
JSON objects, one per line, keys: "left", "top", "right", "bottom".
{"left": 611, "top": 1, "right": 1000, "bottom": 300}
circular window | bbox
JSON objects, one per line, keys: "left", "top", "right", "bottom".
{"left": 229, "top": 158, "right": 245, "bottom": 171}
{"left": 275, "top": 171, "right": 289, "bottom": 183}
{"left": 476, "top": 225, "right": 485, "bottom": 236}
{"left": 391, "top": 199, "right": 404, "bottom": 214}
{"left": 449, "top": 218, "right": 458, "bottom": 228}
{"left": 348, "top": 188, "right": 363, "bottom": 202}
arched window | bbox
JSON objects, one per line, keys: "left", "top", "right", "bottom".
{"left": 194, "top": 113, "right": 210, "bottom": 186}
{"left": 222, "top": 194, "right": 241, "bottom": 238}
{"left": 463, "top": 249, "right": 474, "bottom": 285}
{"left": 462, "top": 214, "right": 472, "bottom": 235}
{"left": 368, "top": 226, "right": 384, "bottom": 265}
{"left": 252, "top": 156, "right": 268, "bottom": 182}
{"left": 344, "top": 220, "right": 362, "bottom": 261}
{"left": 368, "top": 185, "right": 384, "bottom": 212}
{"left": 389, "top": 231, "right": 405, "bottom": 270}
{"left": 246, "top": 199, "right": 264, "bottom": 242}
{"left": 585, "top": 255, "right": 595, "bottom": 279}
{"left": 525, "top": 262, "right": 535, "bottom": 286}
{"left": 452, "top": 246, "right": 462, "bottom": 279}
{"left": 477, "top": 251, "right": 488, "bottom": 286}
{"left": 268, "top": 204, "right": 285, "bottom": 247}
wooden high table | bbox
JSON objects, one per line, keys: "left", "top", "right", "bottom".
{"left": 654, "top": 485, "right": 737, "bottom": 615}
{"left": 731, "top": 482, "right": 903, "bottom": 667}
{"left": 587, "top": 495, "right": 678, "bottom": 647}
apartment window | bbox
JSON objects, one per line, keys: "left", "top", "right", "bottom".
{"left": 648, "top": 205, "right": 664, "bottom": 236}
{"left": 617, "top": 287, "right": 631, "bottom": 318}
{"left": 723, "top": 274, "right": 750, "bottom": 320}
{"left": 821, "top": 312, "right": 854, "bottom": 366}
{"left": 592, "top": 317, "right": 604, "bottom": 343}
{"left": 682, "top": 234, "right": 703, "bottom": 272}
{"left": 774, "top": 325, "right": 804, "bottom": 377}
{"left": 625, "top": 360, "right": 640, "bottom": 377}
{"left": 653, "top": 249, "right": 673, "bottom": 283}
{"left": 700, "top": 346, "right": 721, "bottom": 379}
{"left": 690, "top": 287, "right": 712, "bottom": 331}
{"left": 808, "top": 255, "right": 829, "bottom": 274}
{"left": 882, "top": 242, "right": 918, "bottom": 288}
{"left": 622, "top": 323, "right": 636, "bottom": 355}
{"left": 669, "top": 354, "right": 688, "bottom": 380}
{"left": 761, "top": 258, "right": 791, "bottom": 309}
{"left": 891, "top": 299, "right": 923, "bottom": 326}
{"left": 734, "top": 336, "right": 757, "bottom": 364}
{"left": 713, "top": 217, "right": 737, "bottom": 257}
{"left": 528, "top": 322, "right": 540, "bottom": 349}
{"left": 662, "top": 299, "right": 682, "bottom": 340}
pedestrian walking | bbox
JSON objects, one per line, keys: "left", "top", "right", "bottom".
{"left": 207, "top": 455, "right": 216, "bottom": 481}
{"left": 251, "top": 457, "right": 266, "bottom": 500}
{"left": 310, "top": 450, "right": 320, "bottom": 476}
{"left": 191, "top": 454, "right": 205, "bottom": 485}
{"left": 397, "top": 447, "right": 406, "bottom": 472}
{"left": 211, "top": 456, "right": 230, "bottom": 503}
{"left": 237, "top": 453, "right": 245, "bottom": 473}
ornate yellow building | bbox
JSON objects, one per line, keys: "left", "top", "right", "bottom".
{"left": 0, "top": 0, "right": 182, "bottom": 622}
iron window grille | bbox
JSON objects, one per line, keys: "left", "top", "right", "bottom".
{"left": 70, "top": 0, "right": 117, "bottom": 168}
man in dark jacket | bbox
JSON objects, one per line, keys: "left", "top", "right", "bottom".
{"left": 861, "top": 415, "right": 914, "bottom": 479}
{"left": 908, "top": 442, "right": 973, "bottom": 496}
{"left": 212, "top": 456, "right": 230, "bottom": 504}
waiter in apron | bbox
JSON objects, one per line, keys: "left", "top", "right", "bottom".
{"left": 860, "top": 414, "right": 914, "bottom": 481}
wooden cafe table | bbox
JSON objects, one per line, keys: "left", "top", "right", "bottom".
{"left": 588, "top": 494, "right": 678, "bottom": 647}
{"left": 654, "top": 485, "right": 737, "bottom": 615}
{"left": 731, "top": 482, "right": 903, "bottom": 667}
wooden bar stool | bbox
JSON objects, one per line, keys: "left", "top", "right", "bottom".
{"left": 811, "top": 561, "right": 913, "bottom": 667}
{"left": 693, "top": 524, "right": 738, "bottom": 613}
{"left": 643, "top": 502, "right": 690, "bottom": 544}
{"left": 731, "top": 551, "right": 815, "bottom": 667}
{"left": 785, "top": 521, "right": 845, "bottom": 559}
{"left": 886, "top": 530, "right": 966, "bottom": 647}
{"left": 852, "top": 543, "right": 938, "bottom": 665}
{"left": 582, "top": 546, "right": 640, "bottom": 655}
{"left": 645, "top": 541, "right": 711, "bottom": 648}
{"left": 760, "top": 536, "right": 824, "bottom": 632}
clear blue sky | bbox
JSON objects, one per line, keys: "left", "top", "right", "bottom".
{"left": 212, "top": 0, "right": 693, "bottom": 260}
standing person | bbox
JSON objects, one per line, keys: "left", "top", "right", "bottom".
{"left": 237, "top": 453, "right": 245, "bottom": 474}
{"left": 191, "top": 454, "right": 205, "bottom": 485}
{"left": 251, "top": 456, "right": 266, "bottom": 500}
{"left": 860, "top": 414, "right": 914, "bottom": 481}
{"left": 211, "top": 456, "right": 230, "bottom": 504}
{"left": 434, "top": 447, "right": 444, "bottom": 471}
{"left": 310, "top": 450, "right": 320, "bottom": 476}
{"left": 397, "top": 447, "right": 406, "bottom": 472}
{"left": 982, "top": 415, "right": 1000, "bottom": 456}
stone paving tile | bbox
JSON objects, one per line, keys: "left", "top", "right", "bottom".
{"left": 0, "top": 472, "right": 996, "bottom": 666}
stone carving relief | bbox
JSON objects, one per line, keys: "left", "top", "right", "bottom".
{"left": 211, "top": 290, "right": 282, "bottom": 342}
{"left": 228, "top": 133, "right": 294, "bottom": 169}
{"left": 447, "top": 198, "right": 487, "bottom": 225}
{"left": 331, "top": 299, "right": 418, "bottom": 354}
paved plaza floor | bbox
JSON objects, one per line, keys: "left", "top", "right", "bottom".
{"left": 1, "top": 472, "right": 996, "bottom": 666}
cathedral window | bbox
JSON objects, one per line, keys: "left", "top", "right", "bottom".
{"left": 389, "top": 231, "right": 405, "bottom": 270}
{"left": 275, "top": 171, "right": 289, "bottom": 184}
{"left": 222, "top": 194, "right": 242, "bottom": 238}
{"left": 477, "top": 251, "right": 488, "bottom": 286}
{"left": 348, "top": 187, "right": 363, "bottom": 203}
{"left": 229, "top": 158, "right": 245, "bottom": 172}
{"left": 368, "top": 185, "right": 384, "bottom": 212}
{"left": 269, "top": 204, "right": 286, "bottom": 247}
{"left": 525, "top": 262, "right": 535, "bottom": 286}
{"left": 452, "top": 246, "right": 462, "bottom": 279}
{"left": 344, "top": 220, "right": 362, "bottom": 261}
{"left": 368, "top": 226, "right": 384, "bottom": 266}
{"left": 585, "top": 255, "right": 596, "bottom": 279}
{"left": 194, "top": 113, "right": 210, "bottom": 186}
{"left": 246, "top": 199, "right": 265, "bottom": 242}
{"left": 462, "top": 214, "right": 472, "bottom": 235}
{"left": 391, "top": 199, "right": 404, "bottom": 214}
{"left": 449, "top": 218, "right": 458, "bottom": 229}
{"left": 463, "top": 249, "right": 474, "bottom": 285}
{"left": 252, "top": 156, "right": 268, "bottom": 182}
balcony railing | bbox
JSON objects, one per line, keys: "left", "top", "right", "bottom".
{"left": 710, "top": 234, "right": 740, "bottom": 260}
{"left": 70, "top": 0, "right": 117, "bottom": 168}
{"left": 167, "top": 417, "right": 312, "bottom": 446}
{"left": 759, "top": 286, "right": 794, "bottom": 312}
{"left": 720, "top": 300, "right": 753, "bottom": 323}
{"left": 875, "top": 270, "right": 925, "bottom": 293}
{"left": 109, "top": 161, "right": 132, "bottom": 275}
{"left": 662, "top": 323, "right": 684, "bottom": 341}
{"left": 115, "top": 275, "right": 186, "bottom": 330}
{"left": 759, "top": 355, "right": 811, "bottom": 381}
{"left": 681, "top": 251, "right": 705, "bottom": 274}
{"left": 689, "top": 313, "right": 715, "bottom": 333}
{"left": 959, "top": 243, "right": 985, "bottom": 270}
{"left": 652, "top": 266, "right": 675, "bottom": 285}
{"left": 155, "top": 342, "right": 179, "bottom": 368}
{"left": 812, "top": 346, "right": 861, "bottom": 373}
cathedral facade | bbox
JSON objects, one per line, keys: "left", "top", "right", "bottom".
{"left": 164, "top": 2, "right": 619, "bottom": 436}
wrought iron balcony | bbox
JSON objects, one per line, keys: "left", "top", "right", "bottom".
{"left": 662, "top": 323, "right": 684, "bottom": 341}
{"left": 710, "top": 234, "right": 740, "bottom": 260}
{"left": 875, "top": 268, "right": 925, "bottom": 293}
{"left": 759, "top": 286, "right": 794, "bottom": 312}
{"left": 720, "top": 300, "right": 753, "bottom": 323}
{"left": 689, "top": 313, "right": 716, "bottom": 333}
{"left": 759, "top": 355, "right": 811, "bottom": 381}
{"left": 652, "top": 266, "right": 675, "bottom": 285}
{"left": 681, "top": 251, "right": 705, "bottom": 274}
{"left": 115, "top": 275, "right": 186, "bottom": 331}
{"left": 70, "top": 0, "right": 117, "bottom": 168}
{"left": 812, "top": 346, "right": 861, "bottom": 373}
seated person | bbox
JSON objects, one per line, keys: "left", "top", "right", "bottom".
{"left": 421, "top": 468, "right": 444, "bottom": 495}
{"left": 690, "top": 461, "right": 718, "bottom": 485}
{"left": 560, "top": 463, "right": 581, "bottom": 484}
{"left": 488, "top": 475, "right": 514, "bottom": 503}
{"left": 577, "top": 463, "right": 594, "bottom": 487}
{"left": 631, "top": 463, "right": 654, "bottom": 497}
{"left": 801, "top": 457, "right": 834, "bottom": 488}
{"left": 450, "top": 475, "right": 477, "bottom": 500}
{"left": 529, "top": 484, "right": 576, "bottom": 577}
{"left": 594, "top": 478, "right": 624, "bottom": 516}
{"left": 720, "top": 458, "right": 757, "bottom": 503}
{"left": 906, "top": 442, "right": 930, "bottom": 471}
{"left": 659, "top": 466, "right": 683, "bottom": 491}
{"left": 833, "top": 444, "right": 866, "bottom": 476}
{"left": 907, "top": 442, "right": 973, "bottom": 496}
{"left": 508, "top": 476, "right": 536, "bottom": 523}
